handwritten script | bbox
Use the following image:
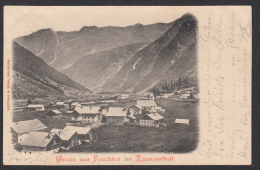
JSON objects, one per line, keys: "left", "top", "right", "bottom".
{"left": 198, "top": 9, "right": 251, "bottom": 163}
{"left": 8, "top": 149, "right": 49, "bottom": 165}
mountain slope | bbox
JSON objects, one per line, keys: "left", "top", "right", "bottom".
{"left": 101, "top": 14, "right": 198, "bottom": 93}
{"left": 14, "top": 22, "right": 175, "bottom": 71}
{"left": 63, "top": 42, "right": 147, "bottom": 92}
{"left": 12, "top": 42, "right": 91, "bottom": 98}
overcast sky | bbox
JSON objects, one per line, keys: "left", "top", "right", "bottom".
{"left": 4, "top": 6, "right": 190, "bottom": 38}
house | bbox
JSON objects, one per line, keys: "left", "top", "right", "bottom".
{"left": 56, "top": 102, "right": 66, "bottom": 109}
{"left": 11, "top": 119, "right": 47, "bottom": 144}
{"left": 117, "top": 94, "right": 130, "bottom": 103}
{"left": 25, "top": 104, "right": 45, "bottom": 111}
{"left": 175, "top": 119, "right": 189, "bottom": 126}
{"left": 50, "top": 129, "right": 78, "bottom": 149}
{"left": 179, "top": 94, "right": 191, "bottom": 99}
{"left": 71, "top": 106, "right": 101, "bottom": 123}
{"left": 128, "top": 105, "right": 142, "bottom": 116}
{"left": 106, "top": 107, "right": 128, "bottom": 124}
{"left": 99, "top": 100, "right": 117, "bottom": 103}
{"left": 139, "top": 113, "right": 164, "bottom": 128}
{"left": 47, "top": 110, "right": 62, "bottom": 118}
{"left": 21, "top": 132, "right": 62, "bottom": 154}
{"left": 161, "top": 93, "right": 174, "bottom": 98}
{"left": 71, "top": 102, "right": 81, "bottom": 110}
{"left": 81, "top": 101, "right": 96, "bottom": 106}
{"left": 136, "top": 100, "right": 157, "bottom": 112}
{"left": 64, "top": 126, "right": 98, "bottom": 144}
{"left": 63, "top": 110, "right": 73, "bottom": 117}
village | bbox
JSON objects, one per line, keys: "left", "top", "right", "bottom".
{"left": 11, "top": 87, "right": 199, "bottom": 154}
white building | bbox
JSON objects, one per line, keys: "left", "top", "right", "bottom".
{"left": 71, "top": 106, "right": 101, "bottom": 123}
{"left": 139, "top": 113, "right": 164, "bottom": 128}
{"left": 106, "top": 107, "right": 128, "bottom": 124}
{"left": 25, "top": 104, "right": 45, "bottom": 111}
{"left": 136, "top": 100, "right": 157, "bottom": 112}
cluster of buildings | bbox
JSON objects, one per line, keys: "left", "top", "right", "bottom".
{"left": 11, "top": 118, "right": 98, "bottom": 154}
{"left": 13, "top": 93, "right": 194, "bottom": 153}
{"left": 157, "top": 87, "right": 198, "bottom": 99}
{"left": 24, "top": 93, "right": 166, "bottom": 128}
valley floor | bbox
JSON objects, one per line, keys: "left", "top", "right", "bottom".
{"left": 12, "top": 98, "right": 199, "bottom": 153}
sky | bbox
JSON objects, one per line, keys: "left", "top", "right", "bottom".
{"left": 4, "top": 6, "right": 189, "bottom": 38}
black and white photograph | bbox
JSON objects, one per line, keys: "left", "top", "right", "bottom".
{"left": 3, "top": 6, "right": 251, "bottom": 165}
{"left": 11, "top": 9, "right": 199, "bottom": 153}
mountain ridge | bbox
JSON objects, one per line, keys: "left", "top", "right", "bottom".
{"left": 101, "top": 13, "right": 198, "bottom": 93}
{"left": 12, "top": 41, "right": 91, "bottom": 98}
{"left": 13, "top": 13, "right": 198, "bottom": 95}
{"left": 15, "top": 21, "right": 175, "bottom": 71}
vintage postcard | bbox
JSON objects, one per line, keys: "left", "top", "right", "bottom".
{"left": 3, "top": 6, "right": 251, "bottom": 165}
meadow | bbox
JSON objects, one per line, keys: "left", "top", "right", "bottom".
{"left": 12, "top": 98, "right": 199, "bottom": 153}
{"left": 71, "top": 99, "right": 199, "bottom": 153}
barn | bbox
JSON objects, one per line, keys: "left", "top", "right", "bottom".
{"left": 25, "top": 104, "right": 45, "bottom": 111}
{"left": 56, "top": 102, "right": 66, "bottom": 109}
{"left": 21, "top": 132, "right": 62, "bottom": 153}
{"left": 64, "top": 126, "right": 98, "bottom": 144}
{"left": 117, "top": 94, "right": 130, "bottom": 103}
{"left": 11, "top": 119, "right": 47, "bottom": 144}
{"left": 50, "top": 129, "right": 78, "bottom": 149}
{"left": 47, "top": 110, "right": 62, "bottom": 118}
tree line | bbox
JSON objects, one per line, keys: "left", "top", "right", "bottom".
{"left": 152, "top": 76, "right": 197, "bottom": 96}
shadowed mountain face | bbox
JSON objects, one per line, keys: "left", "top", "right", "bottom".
{"left": 15, "top": 22, "right": 175, "bottom": 71}
{"left": 13, "top": 13, "right": 198, "bottom": 94}
{"left": 62, "top": 42, "right": 148, "bottom": 93}
{"left": 12, "top": 42, "right": 91, "bottom": 98}
{"left": 101, "top": 14, "right": 198, "bottom": 93}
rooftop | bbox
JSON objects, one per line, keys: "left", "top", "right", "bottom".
{"left": 51, "top": 110, "right": 62, "bottom": 114}
{"left": 64, "top": 126, "right": 92, "bottom": 135}
{"left": 21, "top": 131, "right": 57, "bottom": 147}
{"left": 175, "top": 119, "right": 189, "bottom": 124}
{"left": 137, "top": 100, "right": 157, "bottom": 107}
{"left": 26, "top": 104, "right": 44, "bottom": 108}
{"left": 50, "top": 129, "right": 77, "bottom": 141}
{"left": 146, "top": 113, "right": 164, "bottom": 120}
{"left": 106, "top": 107, "right": 127, "bottom": 117}
{"left": 11, "top": 119, "right": 47, "bottom": 134}
{"left": 75, "top": 106, "right": 101, "bottom": 114}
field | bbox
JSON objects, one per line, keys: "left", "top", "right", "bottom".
{"left": 72, "top": 99, "right": 199, "bottom": 153}
{"left": 12, "top": 98, "right": 199, "bottom": 153}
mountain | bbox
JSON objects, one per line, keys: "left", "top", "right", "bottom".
{"left": 13, "top": 13, "right": 198, "bottom": 95}
{"left": 14, "top": 22, "right": 175, "bottom": 71}
{"left": 101, "top": 14, "right": 198, "bottom": 93}
{"left": 63, "top": 42, "right": 148, "bottom": 92}
{"left": 12, "top": 42, "right": 91, "bottom": 98}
